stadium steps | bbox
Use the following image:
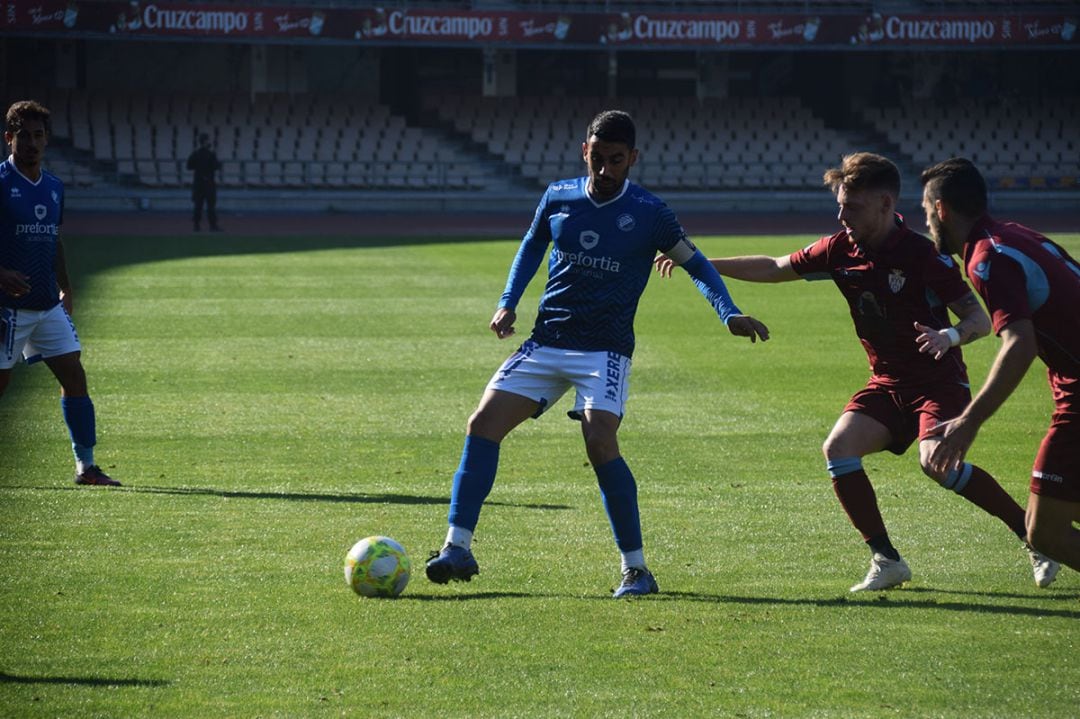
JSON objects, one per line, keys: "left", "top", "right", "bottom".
{"left": 407, "top": 109, "right": 539, "bottom": 193}
{"left": 43, "top": 138, "right": 129, "bottom": 191}
{"left": 825, "top": 121, "right": 926, "bottom": 203}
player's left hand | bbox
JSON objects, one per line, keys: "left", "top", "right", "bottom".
{"left": 925, "top": 415, "right": 979, "bottom": 474}
{"left": 653, "top": 254, "right": 675, "bottom": 278}
{"left": 60, "top": 288, "right": 73, "bottom": 315}
{"left": 914, "top": 321, "right": 951, "bottom": 360}
{"left": 726, "top": 314, "right": 770, "bottom": 343}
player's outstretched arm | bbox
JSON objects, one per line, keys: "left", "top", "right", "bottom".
{"left": 654, "top": 254, "right": 797, "bottom": 283}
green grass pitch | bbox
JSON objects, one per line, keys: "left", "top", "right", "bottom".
{"left": 1, "top": 230, "right": 1078, "bottom": 718}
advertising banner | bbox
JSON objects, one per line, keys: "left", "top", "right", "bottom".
{"left": 3, "top": 1, "right": 1076, "bottom": 48}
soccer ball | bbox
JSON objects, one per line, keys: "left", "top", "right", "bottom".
{"left": 344, "top": 536, "right": 411, "bottom": 598}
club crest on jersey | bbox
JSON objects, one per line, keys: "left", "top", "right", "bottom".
{"left": 888, "top": 269, "right": 906, "bottom": 293}
{"left": 616, "top": 213, "right": 635, "bottom": 232}
{"left": 579, "top": 230, "right": 599, "bottom": 250}
{"left": 34, "top": 204, "right": 47, "bottom": 221}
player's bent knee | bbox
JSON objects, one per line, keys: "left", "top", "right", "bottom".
{"left": 919, "top": 458, "right": 950, "bottom": 485}
{"left": 934, "top": 462, "right": 973, "bottom": 493}
{"left": 465, "top": 411, "right": 499, "bottom": 442}
{"left": 1027, "top": 514, "right": 1069, "bottom": 558}
{"left": 1028, "top": 525, "right": 1065, "bottom": 559}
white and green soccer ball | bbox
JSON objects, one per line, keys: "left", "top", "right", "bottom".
{"left": 344, "top": 536, "right": 411, "bottom": 598}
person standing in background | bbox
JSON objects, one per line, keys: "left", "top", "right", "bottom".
{"left": 187, "top": 132, "right": 221, "bottom": 232}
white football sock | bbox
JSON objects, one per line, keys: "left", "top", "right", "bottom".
{"left": 445, "top": 526, "right": 473, "bottom": 550}
{"left": 621, "top": 549, "right": 646, "bottom": 573}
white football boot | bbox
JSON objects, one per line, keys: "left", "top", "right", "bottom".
{"left": 850, "top": 552, "right": 912, "bottom": 592}
{"left": 1024, "top": 543, "right": 1060, "bottom": 588}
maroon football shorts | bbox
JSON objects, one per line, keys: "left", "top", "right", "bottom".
{"left": 1031, "top": 372, "right": 1080, "bottom": 502}
{"left": 844, "top": 379, "right": 971, "bottom": 456}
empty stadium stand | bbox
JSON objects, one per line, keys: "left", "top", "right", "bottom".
{"left": 860, "top": 98, "right": 1080, "bottom": 191}
{"left": 36, "top": 89, "right": 500, "bottom": 193}
{"left": 424, "top": 93, "right": 854, "bottom": 190}
{"left": 10, "top": 88, "right": 1079, "bottom": 204}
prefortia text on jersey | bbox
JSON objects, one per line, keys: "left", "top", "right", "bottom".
{"left": 553, "top": 249, "right": 621, "bottom": 273}
{"left": 15, "top": 222, "right": 60, "bottom": 237}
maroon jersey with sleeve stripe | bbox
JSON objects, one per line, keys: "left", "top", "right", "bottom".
{"left": 789, "top": 216, "right": 972, "bottom": 387}
{"left": 962, "top": 216, "right": 1080, "bottom": 385}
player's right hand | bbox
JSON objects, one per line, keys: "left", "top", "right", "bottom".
{"left": 0, "top": 269, "right": 31, "bottom": 298}
{"left": 653, "top": 254, "right": 675, "bottom": 278}
{"left": 490, "top": 307, "right": 516, "bottom": 339}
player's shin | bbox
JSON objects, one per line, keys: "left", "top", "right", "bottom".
{"left": 948, "top": 463, "right": 1027, "bottom": 539}
{"left": 446, "top": 435, "right": 500, "bottom": 547}
{"left": 828, "top": 457, "right": 899, "bottom": 560}
{"left": 595, "top": 457, "right": 645, "bottom": 569}
{"left": 61, "top": 395, "right": 96, "bottom": 472}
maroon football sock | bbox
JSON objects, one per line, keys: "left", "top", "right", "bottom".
{"left": 832, "top": 470, "right": 888, "bottom": 542}
{"left": 957, "top": 464, "right": 1027, "bottom": 539}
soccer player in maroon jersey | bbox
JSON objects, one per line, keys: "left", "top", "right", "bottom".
{"left": 921, "top": 157, "right": 1080, "bottom": 577}
{"left": 657, "top": 152, "right": 1058, "bottom": 590}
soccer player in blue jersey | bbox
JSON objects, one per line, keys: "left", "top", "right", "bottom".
{"left": 0, "top": 100, "right": 119, "bottom": 486}
{"left": 425, "top": 110, "right": 769, "bottom": 597}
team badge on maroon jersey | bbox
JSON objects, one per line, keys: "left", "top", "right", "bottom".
{"left": 888, "top": 269, "right": 906, "bottom": 293}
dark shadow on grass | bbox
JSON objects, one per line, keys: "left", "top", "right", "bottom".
{"left": 659, "top": 590, "right": 1080, "bottom": 619}
{"left": 901, "top": 585, "right": 1080, "bottom": 601}
{"left": 128, "top": 485, "right": 572, "bottom": 511}
{"left": 0, "top": 671, "right": 169, "bottom": 687}
{"left": 392, "top": 591, "right": 536, "bottom": 601}
{"left": 130, "top": 485, "right": 450, "bottom": 505}
{"left": 0, "top": 484, "right": 571, "bottom": 511}
{"left": 63, "top": 233, "right": 498, "bottom": 279}
{"left": 347, "top": 589, "right": 1080, "bottom": 615}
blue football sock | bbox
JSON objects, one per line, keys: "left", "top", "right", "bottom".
{"left": 447, "top": 435, "right": 500, "bottom": 533}
{"left": 595, "top": 456, "right": 643, "bottom": 553}
{"left": 61, "top": 395, "right": 96, "bottom": 470}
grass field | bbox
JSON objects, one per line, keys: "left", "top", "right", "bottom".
{"left": 1, "top": 229, "right": 1078, "bottom": 718}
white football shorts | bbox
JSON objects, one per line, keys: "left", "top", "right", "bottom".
{"left": 0, "top": 304, "right": 81, "bottom": 369}
{"left": 486, "top": 339, "right": 632, "bottom": 420}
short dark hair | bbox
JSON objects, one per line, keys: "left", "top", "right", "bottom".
{"left": 587, "top": 110, "right": 635, "bottom": 149}
{"left": 920, "top": 157, "right": 988, "bottom": 218}
{"left": 5, "top": 100, "right": 51, "bottom": 136}
{"left": 822, "top": 152, "right": 900, "bottom": 197}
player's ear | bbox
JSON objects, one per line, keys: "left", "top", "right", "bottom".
{"left": 627, "top": 147, "right": 639, "bottom": 167}
{"left": 934, "top": 198, "right": 948, "bottom": 221}
{"left": 581, "top": 142, "right": 589, "bottom": 162}
{"left": 880, "top": 191, "right": 895, "bottom": 215}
